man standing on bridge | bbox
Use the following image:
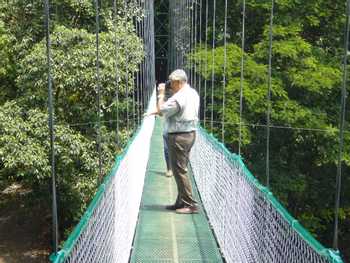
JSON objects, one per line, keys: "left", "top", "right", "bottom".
{"left": 155, "top": 69, "right": 200, "bottom": 214}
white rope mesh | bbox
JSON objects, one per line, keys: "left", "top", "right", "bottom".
{"left": 52, "top": 89, "right": 156, "bottom": 263}
{"left": 190, "top": 128, "right": 339, "bottom": 263}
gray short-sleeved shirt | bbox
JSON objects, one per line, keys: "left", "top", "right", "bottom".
{"left": 160, "top": 84, "right": 199, "bottom": 133}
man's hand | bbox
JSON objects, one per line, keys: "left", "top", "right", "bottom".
{"left": 143, "top": 111, "right": 159, "bottom": 117}
{"left": 158, "top": 83, "right": 166, "bottom": 95}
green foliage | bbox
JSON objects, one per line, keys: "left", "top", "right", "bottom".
{"left": 193, "top": 1, "right": 350, "bottom": 258}
{"left": 0, "top": 101, "right": 99, "bottom": 226}
{"left": 17, "top": 24, "right": 143, "bottom": 126}
{"left": 0, "top": 0, "right": 144, "bottom": 242}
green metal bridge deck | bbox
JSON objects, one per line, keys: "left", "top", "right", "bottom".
{"left": 130, "top": 118, "right": 223, "bottom": 263}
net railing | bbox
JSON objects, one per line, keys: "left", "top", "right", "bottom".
{"left": 190, "top": 127, "right": 343, "bottom": 263}
{"left": 50, "top": 90, "right": 156, "bottom": 263}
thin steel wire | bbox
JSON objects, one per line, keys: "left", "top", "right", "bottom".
{"left": 204, "top": 0, "right": 208, "bottom": 128}
{"left": 94, "top": 0, "right": 102, "bottom": 182}
{"left": 198, "top": 0, "right": 202, "bottom": 111}
{"left": 200, "top": 118, "right": 349, "bottom": 134}
{"left": 239, "top": 0, "right": 246, "bottom": 156}
{"left": 44, "top": 0, "right": 58, "bottom": 254}
{"left": 222, "top": 0, "right": 227, "bottom": 143}
{"left": 266, "top": 0, "right": 275, "bottom": 188}
{"left": 132, "top": 70, "right": 136, "bottom": 131}
{"left": 124, "top": 0, "right": 130, "bottom": 131}
{"left": 113, "top": 0, "right": 120, "bottom": 144}
{"left": 210, "top": 0, "right": 216, "bottom": 132}
{"left": 191, "top": 0, "right": 198, "bottom": 90}
{"left": 333, "top": 0, "right": 350, "bottom": 251}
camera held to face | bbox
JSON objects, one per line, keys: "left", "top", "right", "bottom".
{"left": 165, "top": 80, "right": 171, "bottom": 90}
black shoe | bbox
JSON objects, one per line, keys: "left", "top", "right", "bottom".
{"left": 165, "top": 204, "right": 183, "bottom": 210}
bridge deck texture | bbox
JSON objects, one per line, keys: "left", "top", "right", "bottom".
{"left": 130, "top": 118, "right": 223, "bottom": 263}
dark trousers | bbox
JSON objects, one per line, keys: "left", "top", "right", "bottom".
{"left": 168, "top": 131, "right": 197, "bottom": 207}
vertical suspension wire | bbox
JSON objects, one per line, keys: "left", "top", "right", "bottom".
{"left": 146, "top": 0, "right": 151, "bottom": 99}
{"left": 174, "top": 0, "right": 178, "bottom": 69}
{"left": 190, "top": 0, "right": 193, "bottom": 85}
{"left": 194, "top": 0, "right": 198, "bottom": 90}
{"left": 187, "top": 0, "right": 190, "bottom": 70}
{"left": 138, "top": 0, "right": 142, "bottom": 112}
{"left": 124, "top": 0, "right": 130, "bottom": 131}
{"left": 181, "top": 0, "right": 184, "bottom": 69}
{"left": 203, "top": 0, "right": 208, "bottom": 128}
{"left": 187, "top": 0, "right": 190, "bottom": 71}
{"left": 210, "top": 0, "right": 216, "bottom": 132}
{"left": 113, "top": 0, "right": 120, "bottom": 144}
{"left": 173, "top": 0, "right": 176, "bottom": 70}
{"left": 184, "top": 0, "right": 187, "bottom": 70}
{"left": 333, "top": 0, "right": 350, "bottom": 251}
{"left": 221, "top": 0, "right": 228, "bottom": 250}
{"left": 181, "top": 0, "right": 184, "bottom": 70}
{"left": 150, "top": 0, "right": 155, "bottom": 89}
{"left": 44, "top": 0, "right": 58, "bottom": 254}
{"left": 132, "top": 0, "right": 136, "bottom": 128}
{"left": 238, "top": 0, "right": 246, "bottom": 155}
{"left": 266, "top": 0, "right": 275, "bottom": 188}
{"left": 222, "top": 0, "right": 227, "bottom": 143}
{"left": 144, "top": 1, "right": 149, "bottom": 103}
{"left": 139, "top": 0, "right": 144, "bottom": 113}
{"left": 169, "top": 0, "right": 174, "bottom": 73}
{"left": 141, "top": 0, "right": 146, "bottom": 110}
{"left": 143, "top": 0, "right": 147, "bottom": 107}
{"left": 168, "top": 0, "right": 172, "bottom": 72}
{"left": 187, "top": 0, "right": 190, "bottom": 79}
{"left": 136, "top": 10, "right": 140, "bottom": 125}
{"left": 183, "top": 0, "right": 186, "bottom": 70}
{"left": 150, "top": 0, "right": 154, "bottom": 94}
{"left": 198, "top": 0, "right": 202, "bottom": 112}
{"left": 94, "top": 0, "right": 103, "bottom": 182}
{"left": 132, "top": 68, "right": 136, "bottom": 130}
{"left": 191, "top": 0, "right": 195, "bottom": 86}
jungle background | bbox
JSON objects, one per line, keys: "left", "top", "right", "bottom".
{"left": 0, "top": 0, "right": 349, "bottom": 262}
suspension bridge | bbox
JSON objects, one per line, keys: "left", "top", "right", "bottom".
{"left": 43, "top": 0, "right": 348, "bottom": 262}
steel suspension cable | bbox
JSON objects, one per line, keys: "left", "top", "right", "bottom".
{"left": 221, "top": 0, "right": 228, "bottom": 249}
{"left": 191, "top": 0, "right": 197, "bottom": 89}
{"left": 333, "top": 0, "right": 350, "bottom": 251}
{"left": 44, "top": 0, "right": 58, "bottom": 254}
{"left": 238, "top": 0, "right": 246, "bottom": 156}
{"left": 134, "top": 2, "right": 138, "bottom": 125}
{"left": 194, "top": 0, "right": 198, "bottom": 90}
{"left": 136, "top": 15, "right": 140, "bottom": 126}
{"left": 210, "top": 0, "right": 216, "bottom": 132}
{"left": 198, "top": 0, "right": 202, "bottom": 107}
{"left": 183, "top": 0, "right": 186, "bottom": 68}
{"left": 183, "top": 0, "right": 186, "bottom": 69}
{"left": 188, "top": 0, "right": 190, "bottom": 70}
{"left": 222, "top": 0, "right": 227, "bottom": 143}
{"left": 132, "top": 68, "right": 136, "bottom": 130}
{"left": 142, "top": 0, "right": 146, "bottom": 111}
{"left": 94, "top": 0, "right": 102, "bottom": 182}
{"left": 150, "top": 0, "right": 156, "bottom": 89}
{"left": 203, "top": 0, "right": 208, "bottom": 128}
{"left": 185, "top": 0, "right": 189, "bottom": 70}
{"left": 266, "top": 0, "right": 275, "bottom": 188}
{"left": 188, "top": 0, "right": 191, "bottom": 74}
{"left": 124, "top": 0, "right": 130, "bottom": 131}
{"left": 113, "top": 0, "right": 120, "bottom": 144}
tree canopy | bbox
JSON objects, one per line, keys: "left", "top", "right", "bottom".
{"left": 192, "top": 0, "right": 349, "bottom": 259}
